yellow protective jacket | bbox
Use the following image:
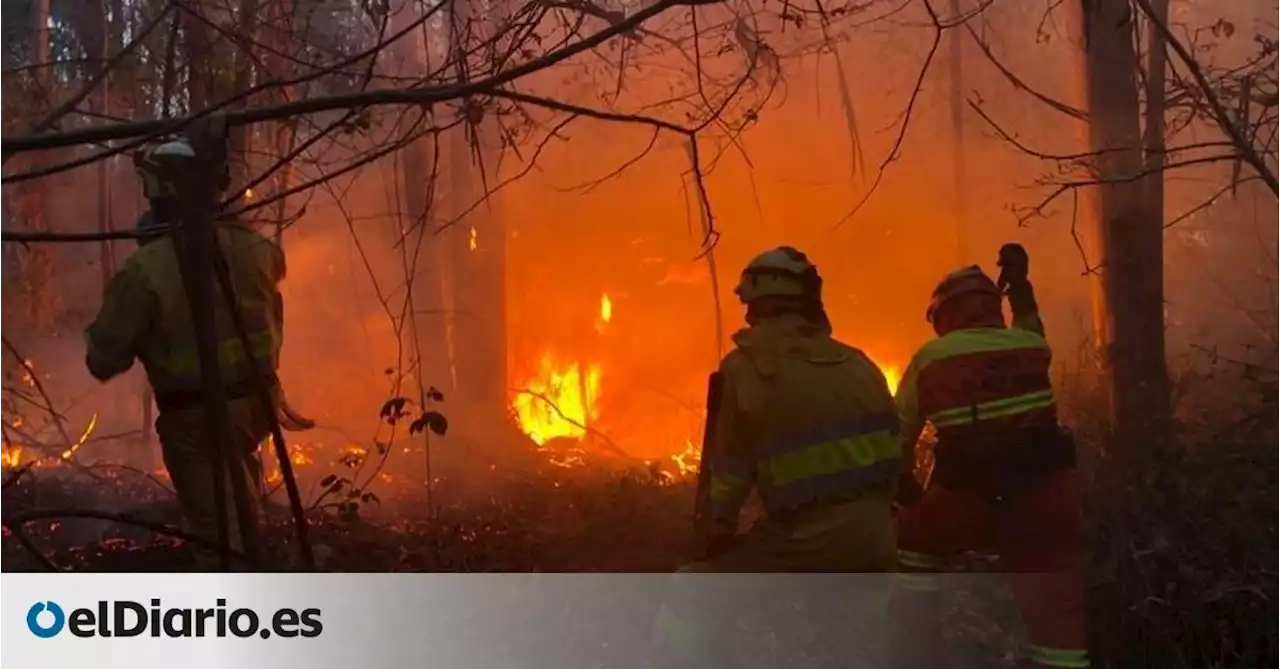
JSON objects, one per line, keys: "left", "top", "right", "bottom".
{"left": 84, "top": 219, "right": 286, "bottom": 395}
{"left": 705, "top": 314, "right": 901, "bottom": 527}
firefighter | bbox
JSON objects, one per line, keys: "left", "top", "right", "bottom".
{"left": 84, "top": 137, "right": 286, "bottom": 569}
{"left": 652, "top": 246, "right": 902, "bottom": 668}
{"left": 889, "top": 245, "right": 1090, "bottom": 669}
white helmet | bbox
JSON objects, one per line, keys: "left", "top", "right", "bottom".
{"left": 133, "top": 138, "right": 197, "bottom": 199}
{"left": 152, "top": 138, "right": 197, "bottom": 158}
{"left": 734, "top": 246, "right": 821, "bottom": 304}
{"left": 132, "top": 137, "right": 232, "bottom": 199}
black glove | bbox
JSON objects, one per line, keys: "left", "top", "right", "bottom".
{"left": 996, "top": 243, "right": 1029, "bottom": 291}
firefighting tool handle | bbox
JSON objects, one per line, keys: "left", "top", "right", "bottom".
{"left": 167, "top": 116, "right": 260, "bottom": 569}
{"left": 996, "top": 243, "right": 1030, "bottom": 291}
{"left": 693, "top": 371, "right": 726, "bottom": 558}
{"left": 196, "top": 113, "right": 315, "bottom": 570}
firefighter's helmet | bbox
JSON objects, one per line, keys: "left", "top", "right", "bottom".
{"left": 133, "top": 138, "right": 197, "bottom": 200}
{"left": 926, "top": 265, "right": 1002, "bottom": 323}
{"left": 734, "top": 246, "right": 823, "bottom": 304}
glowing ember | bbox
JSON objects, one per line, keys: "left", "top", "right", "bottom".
{"left": 20, "top": 359, "right": 35, "bottom": 386}
{"left": 60, "top": 413, "right": 99, "bottom": 460}
{"left": 512, "top": 354, "right": 601, "bottom": 446}
{"left": 469, "top": 226, "right": 478, "bottom": 251}
{"left": 274, "top": 441, "right": 315, "bottom": 467}
{"left": 0, "top": 413, "right": 98, "bottom": 470}
{"left": 594, "top": 294, "right": 613, "bottom": 335}
{"left": 549, "top": 448, "right": 587, "bottom": 469}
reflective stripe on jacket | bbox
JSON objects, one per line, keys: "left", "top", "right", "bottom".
{"left": 895, "top": 326, "right": 1057, "bottom": 459}
{"left": 705, "top": 314, "right": 900, "bottom": 525}
{"left": 165, "top": 330, "right": 278, "bottom": 378}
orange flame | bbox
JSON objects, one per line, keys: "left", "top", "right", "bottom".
{"left": 66, "top": 413, "right": 99, "bottom": 459}
{"left": 512, "top": 354, "right": 601, "bottom": 446}
{"left": 469, "top": 226, "right": 478, "bottom": 252}
{"left": 594, "top": 294, "right": 612, "bottom": 334}
{"left": 1, "top": 444, "right": 23, "bottom": 469}
{"left": 882, "top": 365, "right": 902, "bottom": 395}
{"left": 0, "top": 413, "right": 98, "bottom": 470}
{"left": 671, "top": 440, "right": 700, "bottom": 477}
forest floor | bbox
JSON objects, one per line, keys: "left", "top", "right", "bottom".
{"left": 2, "top": 377, "right": 1275, "bottom": 669}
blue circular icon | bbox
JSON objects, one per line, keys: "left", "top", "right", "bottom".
{"left": 27, "top": 601, "right": 66, "bottom": 638}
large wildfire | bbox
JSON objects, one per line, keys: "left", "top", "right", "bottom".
{"left": 508, "top": 293, "right": 904, "bottom": 475}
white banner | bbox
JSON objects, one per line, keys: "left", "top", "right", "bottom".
{"left": 2, "top": 573, "right": 914, "bottom": 668}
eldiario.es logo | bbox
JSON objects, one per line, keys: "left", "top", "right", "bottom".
{"left": 27, "top": 599, "right": 322, "bottom": 639}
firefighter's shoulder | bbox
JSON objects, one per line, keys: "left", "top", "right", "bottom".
{"left": 121, "top": 237, "right": 177, "bottom": 276}
{"left": 715, "top": 346, "right": 752, "bottom": 377}
{"left": 911, "top": 327, "right": 1049, "bottom": 370}
{"left": 903, "top": 331, "right": 961, "bottom": 373}
{"left": 838, "top": 342, "right": 891, "bottom": 377}
{"left": 719, "top": 328, "right": 775, "bottom": 388}
{"left": 221, "top": 220, "right": 277, "bottom": 250}
{"left": 230, "top": 222, "right": 286, "bottom": 262}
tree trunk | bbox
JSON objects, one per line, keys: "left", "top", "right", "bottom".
{"left": 91, "top": 0, "right": 133, "bottom": 442}
{"left": 269, "top": 0, "right": 296, "bottom": 240}
{"left": 19, "top": 0, "right": 57, "bottom": 329}
{"left": 227, "top": 0, "right": 260, "bottom": 193}
{"left": 95, "top": 0, "right": 116, "bottom": 290}
{"left": 393, "top": 2, "right": 454, "bottom": 401}
{"left": 445, "top": 0, "right": 508, "bottom": 425}
{"left": 948, "top": 0, "right": 969, "bottom": 265}
{"left": 182, "top": 2, "right": 216, "bottom": 112}
{"left": 1142, "top": 0, "right": 1169, "bottom": 220}
{"left": 1078, "top": 0, "right": 1171, "bottom": 448}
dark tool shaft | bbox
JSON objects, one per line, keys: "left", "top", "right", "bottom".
{"left": 693, "top": 371, "right": 725, "bottom": 534}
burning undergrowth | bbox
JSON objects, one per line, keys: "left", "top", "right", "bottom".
{"left": 1, "top": 457, "right": 697, "bottom": 573}
{"left": 0, "top": 382, "right": 704, "bottom": 573}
